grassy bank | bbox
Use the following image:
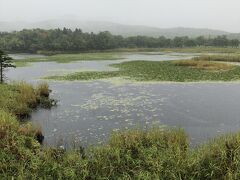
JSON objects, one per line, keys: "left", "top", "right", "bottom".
{"left": 0, "top": 82, "right": 55, "bottom": 118}
{"left": 13, "top": 52, "right": 123, "bottom": 67}
{"left": 45, "top": 60, "right": 240, "bottom": 82}
{"left": 1, "top": 115, "right": 240, "bottom": 179}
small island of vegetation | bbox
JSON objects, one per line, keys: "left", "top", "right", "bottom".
{"left": 45, "top": 56, "right": 240, "bottom": 82}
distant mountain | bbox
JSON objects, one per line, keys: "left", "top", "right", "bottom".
{"left": 0, "top": 19, "right": 234, "bottom": 38}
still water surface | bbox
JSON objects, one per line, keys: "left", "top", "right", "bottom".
{"left": 7, "top": 53, "right": 240, "bottom": 147}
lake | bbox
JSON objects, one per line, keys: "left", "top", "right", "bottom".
{"left": 7, "top": 52, "right": 240, "bottom": 148}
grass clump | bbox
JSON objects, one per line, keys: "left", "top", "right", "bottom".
{"left": 36, "top": 82, "right": 51, "bottom": 97}
{"left": 94, "top": 128, "right": 189, "bottom": 179}
{"left": 45, "top": 60, "right": 240, "bottom": 82}
{"left": 0, "top": 82, "right": 55, "bottom": 118}
{"left": 36, "top": 82, "right": 57, "bottom": 108}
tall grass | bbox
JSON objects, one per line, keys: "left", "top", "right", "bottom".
{"left": 36, "top": 82, "right": 50, "bottom": 97}
{"left": 0, "top": 82, "right": 55, "bottom": 118}
{"left": 1, "top": 116, "right": 240, "bottom": 179}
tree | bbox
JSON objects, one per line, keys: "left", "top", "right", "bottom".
{"left": 229, "top": 39, "right": 239, "bottom": 48}
{"left": 173, "top": 37, "right": 184, "bottom": 47}
{"left": 0, "top": 28, "right": 239, "bottom": 52}
{"left": 0, "top": 50, "right": 15, "bottom": 83}
{"left": 195, "top": 36, "right": 205, "bottom": 46}
{"left": 212, "top": 36, "right": 228, "bottom": 47}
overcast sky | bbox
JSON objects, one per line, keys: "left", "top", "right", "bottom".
{"left": 0, "top": 0, "right": 240, "bottom": 32}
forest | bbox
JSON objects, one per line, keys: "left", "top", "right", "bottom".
{"left": 0, "top": 28, "right": 239, "bottom": 53}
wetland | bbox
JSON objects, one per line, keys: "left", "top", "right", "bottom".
{"left": 7, "top": 51, "right": 240, "bottom": 148}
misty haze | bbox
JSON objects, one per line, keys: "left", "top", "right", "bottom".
{"left": 1, "top": 0, "right": 240, "bottom": 179}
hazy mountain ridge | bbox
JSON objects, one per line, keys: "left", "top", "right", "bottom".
{"left": 0, "top": 20, "right": 238, "bottom": 39}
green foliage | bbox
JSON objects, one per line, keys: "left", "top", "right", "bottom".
{"left": 0, "top": 50, "right": 15, "bottom": 83}
{"left": 0, "top": 29, "right": 239, "bottom": 53}
{"left": 45, "top": 60, "right": 240, "bottom": 82}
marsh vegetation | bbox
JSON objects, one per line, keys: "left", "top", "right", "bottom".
{"left": 3, "top": 47, "right": 240, "bottom": 179}
{"left": 45, "top": 59, "right": 240, "bottom": 82}
{"left": 194, "top": 54, "right": 240, "bottom": 62}
{"left": 2, "top": 116, "right": 240, "bottom": 179}
{"left": 0, "top": 82, "right": 55, "bottom": 118}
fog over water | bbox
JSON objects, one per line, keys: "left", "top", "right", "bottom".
{"left": 0, "top": 0, "right": 240, "bottom": 32}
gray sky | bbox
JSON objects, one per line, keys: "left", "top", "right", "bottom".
{"left": 0, "top": 0, "right": 240, "bottom": 32}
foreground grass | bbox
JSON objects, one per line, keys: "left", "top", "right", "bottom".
{"left": 2, "top": 114, "right": 240, "bottom": 179}
{"left": 45, "top": 60, "right": 240, "bottom": 82}
{"left": 13, "top": 52, "right": 123, "bottom": 67}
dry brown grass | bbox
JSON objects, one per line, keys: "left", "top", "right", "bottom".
{"left": 173, "top": 60, "right": 234, "bottom": 71}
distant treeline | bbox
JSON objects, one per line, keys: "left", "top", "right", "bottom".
{"left": 0, "top": 28, "right": 239, "bottom": 53}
